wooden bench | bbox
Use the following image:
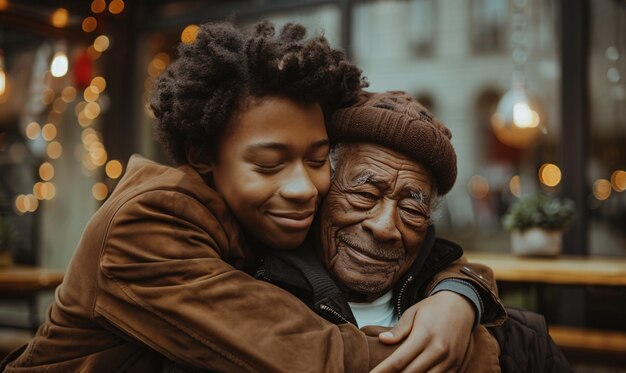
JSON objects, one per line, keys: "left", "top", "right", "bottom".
{"left": 549, "top": 325, "right": 626, "bottom": 367}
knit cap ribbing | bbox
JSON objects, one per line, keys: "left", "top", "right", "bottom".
{"left": 328, "top": 91, "right": 457, "bottom": 195}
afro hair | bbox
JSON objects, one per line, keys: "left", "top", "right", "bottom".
{"left": 150, "top": 20, "right": 367, "bottom": 164}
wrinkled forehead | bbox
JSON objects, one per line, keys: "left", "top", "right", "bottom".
{"left": 335, "top": 143, "right": 433, "bottom": 193}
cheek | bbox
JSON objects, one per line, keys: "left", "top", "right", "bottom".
{"left": 312, "top": 164, "right": 331, "bottom": 198}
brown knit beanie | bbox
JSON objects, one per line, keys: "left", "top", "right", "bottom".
{"left": 328, "top": 91, "right": 457, "bottom": 195}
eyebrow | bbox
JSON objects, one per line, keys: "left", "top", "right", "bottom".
{"left": 408, "top": 188, "right": 431, "bottom": 206}
{"left": 246, "top": 139, "right": 329, "bottom": 152}
{"left": 352, "top": 171, "right": 384, "bottom": 186}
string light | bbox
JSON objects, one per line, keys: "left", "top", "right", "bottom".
{"left": 41, "top": 123, "right": 57, "bottom": 141}
{"left": 39, "top": 162, "right": 55, "bottom": 181}
{"left": 92, "top": 182, "right": 108, "bottom": 200}
{"left": 61, "top": 86, "right": 77, "bottom": 102}
{"left": 509, "top": 175, "right": 521, "bottom": 197}
{"left": 91, "top": 0, "right": 106, "bottom": 14}
{"left": 538, "top": 163, "right": 561, "bottom": 187}
{"left": 468, "top": 175, "right": 490, "bottom": 199}
{"left": 0, "top": 50, "right": 6, "bottom": 97}
{"left": 181, "top": 25, "right": 199, "bottom": 44}
{"left": 592, "top": 179, "right": 612, "bottom": 201}
{"left": 108, "top": 0, "right": 124, "bottom": 14}
{"left": 82, "top": 16, "right": 98, "bottom": 32}
{"left": 105, "top": 160, "right": 123, "bottom": 179}
{"left": 611, "top": 170, "right": 626, "bottom": 192}
{"left": 50, "top": 51, "right": 69, "bottom": 78}
{"left": 25, "top": 122, "right": 41, "bottom": 140}
{"left": 51, "top": 8, "right": 69, "bottom": 28}
{"left": 93, "top": 35, "right": 110, "bottom": 52}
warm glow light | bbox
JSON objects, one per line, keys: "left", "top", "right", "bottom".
{"left": 52, "top": 97, "right": 67, "bottom": 113}
{"left": 50, "top": 51, "right": 69, "bottom": 77}
{"left": 92, "top": 182, "right": 108, "bottom": 200}
{"left": 82, "top": 16, "right": 98, "bottom": 32}
{"left": 26, "top": 194, "right": 39, "bottom": 212}
{"left": 42, "top": 123, "right": 57, "bottom": 141}
{"left": 105, "top": 160, "right": 123, "bottom": 179}
{"left": 91, "top": 147, "right": 107, "bottom": 166}
{"left": 15, "top": 195, "right": 27, "bottom": 214}
{"left": 47, "top": 141, "right": 63, "bottom": 159}
{"left": 25, "top": 122, "right": 41, "bottom": 140}
{"left": 509, "top": 175, "right": 521, "bottom": 197}
{"left": 33, "top": 182, "right": 45, "bottom": 200}
{"left": 82, "top": 129, "right": 98, "bottom": 144}
{"left": 491, "top": 87, "right": 543, "bottom": 148}
{"left": 0, "top": 53, "right": 5, "bottom": 97}
{"left": 181, "top": 25, "right": 199, "bottom": 44}
{"left": 61, "top": 86, "right": 77, "bottom": 103}
{"left": 91, "top": 76, "right": 106, "bottom": 92}
{"left": 93, "top": 35, "right": 110, "bottom": 52}
{"left": 539, "top": 163, "right": 561, "bottom": 187}
{"left": 87, "top": 45, "right": 101, "bottom": 60}
{"left": 84, "top": 102, "right": 101, "bottom": 119}
{"left": 42, "top": 182, "right": 56, "bottom": 200}
{"left": 51, "top": 8, "right": 69, "bottom": 28}
{"left": 592, "top": 179, "right": 612, "bottom": 201}
{"left": 0, "top": 0, "right": 8, "bottom": 11}
{"left": 78, "top": 112, "right": 93, "bottom": 127}
{"left": 39, "top": 162, "right": 55, "bottom": 181}
{"left": 84, "top": 85, "right": 100, "bottom": 102}
{"left": 75, "top": 101, "right": 87, "bottom": 116}
{"left": 109, "top": 0, "right": 124, "bottom": 14}
{"left": 42, "top": 88, "right": 55, "bottom": 104}
{"left": 611, "top": 170, "right": 626, "bottom": 192}
{"left": 91, "top": 0, "right": 106, "bottom": 13}
{"left": 468, "top": 175, "right": 490, "bottom": 199}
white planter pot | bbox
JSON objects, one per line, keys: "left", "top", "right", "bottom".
{"left": 510, "top": 228, "right": 563, "bottom": 256}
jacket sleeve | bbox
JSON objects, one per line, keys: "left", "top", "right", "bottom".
{"left": 95, "top": 190, "right": 388, "bottom": 373}
{"left": 423, "top": 255, "right": 506, "bottom": 326}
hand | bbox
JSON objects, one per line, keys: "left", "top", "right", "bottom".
{"left": 370, "top": 291, "right": 475, "bottom": 373}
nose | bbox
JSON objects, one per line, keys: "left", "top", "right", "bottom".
{"left": 362, "top": 199, "right": 402, "bottom": 242}
{"left": 279, "top": 162, "right": 318, "bottom": 203}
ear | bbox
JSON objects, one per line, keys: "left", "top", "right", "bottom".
{"left": 185, "top": 146, "right": 213, "bottom": 174}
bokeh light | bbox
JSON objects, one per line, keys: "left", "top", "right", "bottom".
{"left": 39, "top": 162, "right": 55, "bottom": 181}
{"left": 51, "top": 8, "right": 69, "bottom": 28}
{"left": 109, "top": 0, "right": 124, "bottom": 14}
{"left": 181, "top": 25, "right": 199, "bottom": 44}
{"left": 92, "top": 182, "right": 109, "bottom": 200}
{"left": 509, "top": 175, "right": 521, "bottom": 197}
{"left": 41, "top": 123, "right": 57, "bottom": 141}
{"left": 91, "top": 76, "right": 106, "bottom": 92}
{"left": 468, "top": 175, "right": 490, "bottom": 199}
{"left": 82, "top": 16, "right": 98, "bottom": 32}
{"left": 47, "top": 141, "right": 63, "bottom": 159}
{"left": 539, "top": 163, "right": 561, "bottom": 187}
{"left": 592, "top": 179, "right": 612, "bottom": 201}
{"left": 105, "top": 160, "right": 123, "bottom": 179}
{"left": 611, "top": 170, "right": 626, "bottom": 192}
{"left": 25, "top": 122, "right": 41, "bottom": 140}
{"left": 91, "top": 0, "right": 106, "bottom": 13}
{"left": 93, "top": 35, "right": 110, "bottom": 52}
{"left": 61, "top": 86, "right": 77, "bottom": 103}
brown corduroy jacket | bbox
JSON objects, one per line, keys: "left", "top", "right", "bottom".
{"left": 5, "top": 155, "right": 502, "bottom": 372}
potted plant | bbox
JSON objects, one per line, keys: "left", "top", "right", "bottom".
{"left": 503, "top": 194, "right": 576, "bottom": 256}
{"left": 0, "top": 216, "right": 17, "bottom": 267}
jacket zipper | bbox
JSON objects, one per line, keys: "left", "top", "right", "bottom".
{"left": 395, "top": 275, "right": 414, "bottom": 317}
{"left": 319, "top": 304, "right": 351, "bottom": 324}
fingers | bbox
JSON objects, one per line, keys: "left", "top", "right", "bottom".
{"left": 371, "top": 329, "right": 429, "bottom": 373}
{"left": 378, "top": 307, "right": 417, "bottom": 344}
{"left": 399, "top": 343, "right": 452, "bottom": 373}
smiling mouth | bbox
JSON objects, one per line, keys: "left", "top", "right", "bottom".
{"left": 339, "top": 238, "right": 401, "bottom": 265}
{"left": 267, "top": 211, "right": 315, "bottom": 230}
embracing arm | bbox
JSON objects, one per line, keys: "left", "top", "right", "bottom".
{"left": 96, "top": 190, "right": 395, "bottom": 372}
{"left": 372, "top": 254, "right": 506, "bottom": 372}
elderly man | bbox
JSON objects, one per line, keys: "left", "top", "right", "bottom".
{"left": 258, "top": 91, "right": 571, "bottom": 372}
{"left": 257, "top": 91, "right": 506, "bottom": 372}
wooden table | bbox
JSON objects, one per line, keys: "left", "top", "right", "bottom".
{"left": 465, "top": 252, "right": 626, "bottom": 286}
{"left": 465, "top": 251, "right": 626, "bottom": 365}
{"left": 0, "top": 266, "right": 64, "bottom": 329}
{"left": 0, "top": 266, "right": 64, "bottom": 298}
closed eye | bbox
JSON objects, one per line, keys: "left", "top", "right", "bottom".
{"left": 307, "top": 158, "right": 328, "bottom": 168}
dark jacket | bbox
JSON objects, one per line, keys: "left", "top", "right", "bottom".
{"left": 256, "top": 228, "right": 506, "bottom": 372}
{"left": 490, "top": 307, "right": 573, "bottom": 373}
